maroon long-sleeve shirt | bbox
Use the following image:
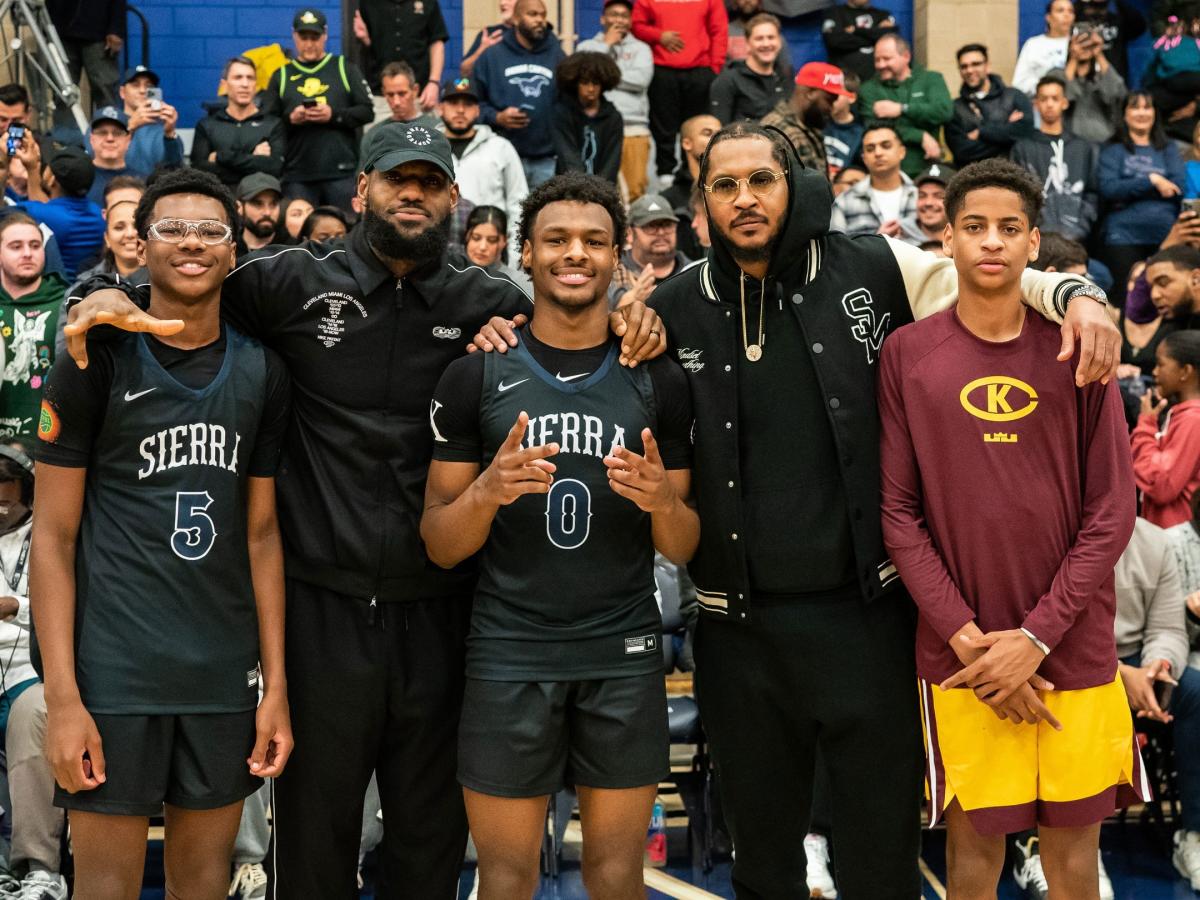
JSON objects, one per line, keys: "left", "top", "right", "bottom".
{"left": 879, "top": 308, "right": 1136, "bottom": 690}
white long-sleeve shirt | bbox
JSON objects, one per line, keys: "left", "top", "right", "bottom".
{"left": 1013, "top": 34, "right": 1071, "bottom": 95}
{"left": 0, "top": 519, "right": 35, "bottom": 694}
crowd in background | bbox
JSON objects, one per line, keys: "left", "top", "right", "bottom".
{"left": 0, "top": 1, "right": 1193, "bottom": 898}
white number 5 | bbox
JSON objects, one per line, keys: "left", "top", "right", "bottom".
{"left": 171, "top": 491, "right": 218, "bottom": 561}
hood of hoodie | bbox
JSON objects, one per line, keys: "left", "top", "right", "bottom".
{"left": 704, "top": 149, "right": 833, "bottom": 304}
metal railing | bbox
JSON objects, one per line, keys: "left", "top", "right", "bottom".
{"left": 124, "top": 3, "right": 150, "bottom": 69}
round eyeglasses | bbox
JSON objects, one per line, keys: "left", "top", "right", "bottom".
{"left": 703, "top": 169, "right": 788, "bottom": 204}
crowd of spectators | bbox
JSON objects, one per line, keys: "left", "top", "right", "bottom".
{"left": 0, "top": 0, "right": 1198, "bottom": 897}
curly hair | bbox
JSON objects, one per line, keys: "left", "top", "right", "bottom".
{"left": 556, "top": 51, "right": 621, "bottom": 95}
{"left": 943, "top": 158, "right": 1044, "bottom": 228}
{"left": 517, "top": 173, "right": 627, "bottom": 253}
{"left": 134, "top": 168, "right": 238, "bottom": 240}
{"left": 698, "top": 121, "right": 790, "bottom": 186}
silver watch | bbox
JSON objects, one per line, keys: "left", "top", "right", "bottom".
{"left": 1065, "top": 282, "right": 1108, "bottom": 306}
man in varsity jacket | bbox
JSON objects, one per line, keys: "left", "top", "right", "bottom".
{"left": 633, "top": 123, "right": 1119, "bottom": 897}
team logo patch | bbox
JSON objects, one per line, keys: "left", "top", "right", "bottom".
{"left": 676, "top": 348, "right": 704, "bottom": 373}
{"left": 841, "top": 288, "right": 889, "bottom": 364}
{"left": 432, "top": 325, "right": 461, "bottom": 340}
{"left": 624, "top": 634, "right": 658, "bottom": 655}
{"left": 959, "top": 375, "right": 1039, "bottom": 423}
{"left": 37, "top": 399, "right": 59, "bottom": 443}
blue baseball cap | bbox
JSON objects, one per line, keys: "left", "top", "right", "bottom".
{"left": 90, "top": 106, "right": 129, "bottom": 131}
{"left": 120, "top": 64, "right": 159, "bottom": 86}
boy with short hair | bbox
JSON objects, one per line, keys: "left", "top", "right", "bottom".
{"left": 878, "top": 158, "right": 1143, "bottom": 899}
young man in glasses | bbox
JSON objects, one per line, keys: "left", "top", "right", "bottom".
{"left": 30, "top": 168, "right": 293, "bottom": 900}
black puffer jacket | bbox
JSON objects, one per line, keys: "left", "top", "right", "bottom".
{"left": 946, "top": 74, "right": 1034, "bottom": 165}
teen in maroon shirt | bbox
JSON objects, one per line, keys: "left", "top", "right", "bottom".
{"left": 879, "top": 159, "right": 1138, "bottom": 898}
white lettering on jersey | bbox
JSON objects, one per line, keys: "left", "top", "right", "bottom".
{"left": 137, "top": 423, "right": 242, "bottom": 480}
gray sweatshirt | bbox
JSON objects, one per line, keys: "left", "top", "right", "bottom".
{"left": 1115, "top": 517, "right": 1189, "bottom": 676}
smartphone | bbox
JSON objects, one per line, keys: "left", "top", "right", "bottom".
{"left": 1072, "top": 23, "right": 1095, "bottom": 37}
{"left": 1184, "top": 198, "right": 1200, "bottom": 216}
{"left": 6, "top": 124, "right": 24, "bottom": 157}
{"left": 1155, "top": 678, "right": 1174, "bottom": 712}
{"left": 146, "top": 86, "right": 163, "bottom": 111}
{"left": 302, "top": 98, "right": 318, "bottom": 108}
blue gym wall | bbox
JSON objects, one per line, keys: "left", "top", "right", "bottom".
{"left": 128, "top": 0, "right": 1153, "bottom": 131}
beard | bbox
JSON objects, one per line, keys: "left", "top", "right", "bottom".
{"left": 363, "top": 205, "right": 450, "bottom": 264}
{"left": 3, "top": 269, "right": 39, "bottom": 288}
{"left": 802, "top": 101, "right": 829, "bottom": 130}
{"left": 246, "top": 216, "right": 276, "bottom": 239}
{"left": 517, "top": 22, "right": 546, "bottom": 42}
{"left": 442, "top": 118, "right": 475, "bottom": 136}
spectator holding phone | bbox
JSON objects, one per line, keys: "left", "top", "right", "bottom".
{"left": 1132, "top": 331, "right": 1200, "bottom": 529}
{"left": 1048, "top": 26, "right": 1126, "bottom": 143}
{"left": 116, "top": 65, "right": 182, "bottom": 178}
{"left": 1012, "top": 0, "right": 1076, "bottom": 94}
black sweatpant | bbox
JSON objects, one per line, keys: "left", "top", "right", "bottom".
{"left": 267, "top": 579, "right": 472, "bottom": 899}
{"left": 694, "top": 595, "right": 924, "bottom": 900}
{"left": 648, "top": 65, "right": 717, "bottom": 177}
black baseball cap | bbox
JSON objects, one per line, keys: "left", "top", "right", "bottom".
{"left": 121, "top": 64, "right": 159, "bottom": 86}
{"left": 915, "top": 163, "right": 957, "bottom": 187}
{"left": 236, "top": 172, "right": 283, "bottom": 201}
{"left": 360, "top": 121, "right": 455, "bottom": 179}
{"left": 48, "top": 145, "right": 96, "bottom": 197}
{"left": 442, "top": 76, "right": 479, "bottom": 102}
{"left": 293, "top": 8, "right": 327, "bottom": 32}
{"left": 603, "top": 0, "right": 634, "bottom": 9}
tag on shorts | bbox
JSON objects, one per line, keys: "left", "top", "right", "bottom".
{"left": 247, "top": 668, "right": 259, "bottom": 687}
{"left": 625, "top": 634, "right": 658, "bottom": 655}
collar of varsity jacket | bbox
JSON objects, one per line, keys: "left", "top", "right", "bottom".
{"left": 346, "top": 224, "right": 444, "bottom": 304}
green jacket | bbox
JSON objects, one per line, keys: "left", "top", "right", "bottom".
{"left": 0, "top": 271, "right": 66, "bottom": 443}
{"left": 857, "top": 65, "right": 953, "bottom": 177}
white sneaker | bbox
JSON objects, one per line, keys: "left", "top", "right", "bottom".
{"left": 803, "top": 833, "right": 837, "bottom": 898}
{"left": 17, "top": 872, "right": 66, "bottom": 900}
{"left": 228, "top": 863, "right": 267, "bottom": 900}
{"left": 1097, "top": 850, "right": 1114, "bottom": 900}
{"left": 1175, "top": 830, "right": 1200, "bottom": 890}
{"left": 1011, "top": 835, "right": 1049, "bottom": 900}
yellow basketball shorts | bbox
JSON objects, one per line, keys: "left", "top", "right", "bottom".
{"left": 918, "top": 674, "right": 1151, "bottom": 835}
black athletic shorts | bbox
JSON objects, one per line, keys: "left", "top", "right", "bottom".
{"left": 458, "top": 672, "right": 669, "bottom": 798}
{"left": 54, "top": 710, "right": 261, "bottom": 816}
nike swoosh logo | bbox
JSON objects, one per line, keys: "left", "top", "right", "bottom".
{"left": 497, "top": 378, "right": 528, "bottom": 392}
{"left": 555, "top": 372, "right": 589, "bottom": 382}
{"left": 124, "top": 388, "right": 157, "bottom": 402}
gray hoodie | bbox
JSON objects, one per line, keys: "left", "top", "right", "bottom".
{"left": 577, "top": 32, "right": 654, "bottom": 132}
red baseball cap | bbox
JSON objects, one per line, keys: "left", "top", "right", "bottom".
{"left": 795, "top": 62, "right": 853, "bottom": 97}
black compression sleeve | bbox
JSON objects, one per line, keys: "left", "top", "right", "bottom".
{"left": 430, "top": 352, "right": 485, "bottom": 463}
{"left": 647, "top": 357, "right": 693, "bottom": 470}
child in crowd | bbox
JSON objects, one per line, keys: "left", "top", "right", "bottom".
{"left": 824, "top": 70, "right": 864, "bottom": 180}
{"left": 552, "top": 52, "right": 623, "bottom": 183}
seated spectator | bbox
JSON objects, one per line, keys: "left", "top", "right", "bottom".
{"left": 86, "top": 107, "right": 135, "bottom": 206}
{"left": 300, "top": 206, "right": 350, "bottom": 243}
{"left": 1185, "top": 120, "right": 1200, "bottom": 197}
{"left": 1168, "top": 498, "right": 1200, "bottom": 892}
{"left": 760, "top": 62, "right": 849, "bottom": 177}
{"left": 369, "top": 61, "right": 441, "bottom": 130}
{"left": 899, "top": 163, "right": 953, "bottom": 246}
{"left": 552, "top": 52, "right": 623, "bottom": 181}
{"left": 73, "top": 196, "right": 142, "bottom": 286}
{"left": 474, "top": 0, "right": 566, "bottom": 188}
{"left": 460, "top": 0, "right": 516, "bottom": 78}
{"left": 609, "top": 193, "right": 691, "bottom": 306}
{"left": 1030, "top": 231, "right": 1089, "bottom": 276}
{"left": 1010, "top": 74, "right": 1099, "bottom": 242}
{"left": 117, "top": 65, "right": 184, "bottom": 178}
{"left": 946, "top": 43, "right": 1033, "bottom": 165}
{"left": 577, "top": 0, "right": 654, "bottom": 200}
{"left": 1146, "top": 244, "right": 1200, "bottom": 336}
{"left": 15, "top": 143, "right": 104, "bottom": 281}
{"left": 830, "top": 121, "right": 915, "bottom": 236}
{"left": 710, "top": 14, "right": 789, "bottom": 124}
{"left": 857, "top": 34, "right": 953, "bottom": 177}
{"left": 0, "top": 215, "right": 66, "bottom": 442}
{"left": 687, "top": 183, "right": 710, "bottom": 250}
{"left": 277, "top": 196, "right": 315, "bottom": 244}
{"left": 1074, "top": 0, "right": 1147, "bottom": 80}
{"left": 100, "top": 174, "right": 146, "bottom": 219}
{"left": 438, "top": 76, "right": 527, "bottom": 259}
{"left": 823, "top": 70, "right": 863, "bottom": 179}
{"left": 1132, "top": 331, "right": 1200, "bottom": 528}
{"left": 0, "top": 84, "right": 30, "bottom": 203}
{"left": 191, "top": 56, "right": 285, "bottom": 188}
{"left": 662, "top": 114, "right": 719, "bottom": 261}
{"left": 459, "top": 205, "right": 529, "bottom": 290}
{"left": 1049, "top": 27, "right": 1126, "bottom": 144}
{"left": 820, "top": 0, "right": 897, "bottom": 83}
{"left": 1099, "top": 91, "right": 1184, "bottom": 303}
{"left": 1012, "top": 0, "right": 1075, "bottom": 94}
{"left": 726, "top": 0, "right": 789, "bottom": 69}
{"left": 832, "top": 162, "right": 867, "bottom": 196}
{"left": 1144, "top": 14, "right": 1200, "bottom": 142}
{"left": 236, "top": 173, "right": 283, "bottom": 253}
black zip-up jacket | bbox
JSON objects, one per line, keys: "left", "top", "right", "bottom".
{"left": 80, "top": 227, "right": 532, "bottom": 602}
{"left": 552, "top": 94, "right": 624, "bottom": 183}
{"left": 946, "top": 74, "right": 1034, "bottom": 166}
{"left": 708, "top": 59, "right": 790, "bottom": 124}
{"left": 190, "top": 108, "right": 286, "bottom": 187}
{"left": 820, "top": 3, "right": 898, "bottom": 82}
{"left": 650, "top": 162, "right": 1091, "bottom": 621}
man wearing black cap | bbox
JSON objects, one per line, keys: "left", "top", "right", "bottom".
{"left": 235, "top": 174, "right": 282, "bottom": 253}
{"left": 60, "top": 121, "right": 665, "bottom": 898}
{"left": 899, "top": 162, "right": 954, "bottom": 246}
{"left": 118, "top": 64, "right": 183, "bottom": 178}
{"left": 261, "top": 9, "right": 374, "bottom": 216}
{"left": 86, "top": 106, "right": 135, "bottom": 206}
{"left": 12, "top": 142, "right": 103, "bottom": 281}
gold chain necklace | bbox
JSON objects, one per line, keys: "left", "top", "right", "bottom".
{"left": 740, "top": 271, "right": 764, "bottom": 362}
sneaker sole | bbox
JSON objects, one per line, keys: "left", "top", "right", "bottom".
{"left": 1173, "top": 850, "right": 1200, "bottom": 891}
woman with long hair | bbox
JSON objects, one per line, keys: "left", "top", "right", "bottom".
{"left": 1099, "top": 91, "right": 1186, "bottom": 304}
{"left": 277, "top": 196, "right": 315, "bottom": 245}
